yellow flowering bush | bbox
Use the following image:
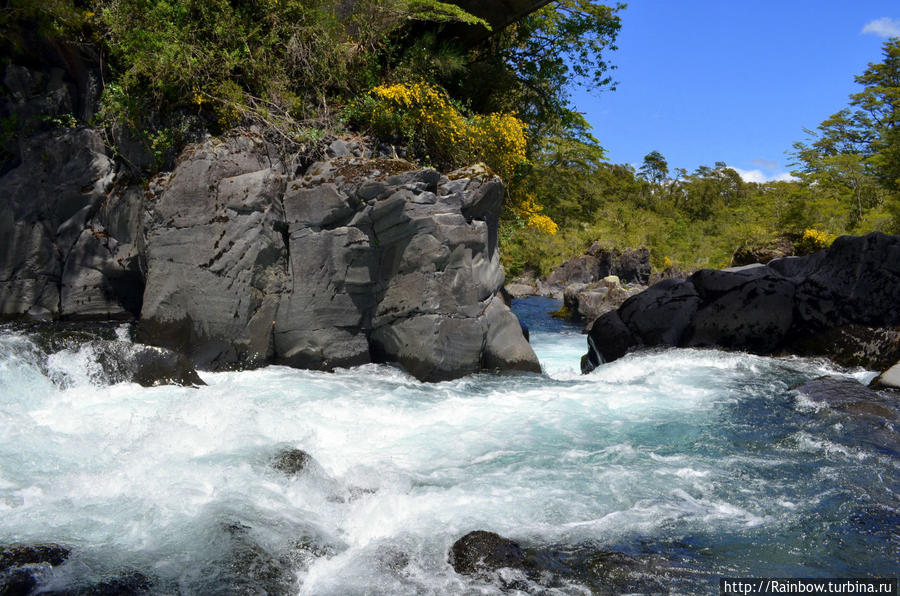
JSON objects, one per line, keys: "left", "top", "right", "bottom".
{"left": 352, "top": 82, "right": 555, "bottom": 233}
{"left": 355, "top": 82, "right": 527, "bottom": 179}
{"left": 512, "top": 193, "right": 558, "bottom": 235}
{"left": 795, "top": 228, "right": 836, "bottom": 255}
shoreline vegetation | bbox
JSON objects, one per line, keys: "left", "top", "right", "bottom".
{"left": 4, "top": 1, "right": 896, "bottom": 279}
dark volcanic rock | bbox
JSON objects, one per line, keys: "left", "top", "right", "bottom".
{"left": 133, "top": 139, "right": 538, "bottom": 380}
{"left": 101, "top": 342, "right": 205, "bottom": 387}
{"left": 449, "top": 531, "right": 529, "bottom": 577}
{"left": 685, "top": 265, "right": 795, "bottom": 352}
{"left": 0, "top": 128, "right": 122, "bottom": 320}
{"left": 2, "top": 130, "right": 537, "bottom": 382}
{"left": 584, "top": 232, "right": 900, "bottom": 372}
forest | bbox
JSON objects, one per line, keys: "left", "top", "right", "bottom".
{"left": 2, "top": 0, "right": 898, "bottom": 275}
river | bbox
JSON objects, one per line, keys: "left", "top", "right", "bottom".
{"left": 1, "top": 297, "right": 896, "bottom": 594}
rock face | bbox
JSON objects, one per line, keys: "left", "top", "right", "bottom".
{"left": 583, "top": 233, "right": 900, "bottom": 373}
{"left": 1, "top": 131, "right": 539, "bottom": 382}
{"left": 0, "top": 128, "right": 137, "bottom": 320}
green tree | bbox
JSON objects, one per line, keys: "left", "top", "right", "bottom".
{"left": 791, "top": 38, "right": 899, "bottom": 227}
{"left": 638, "top": 150, "right": 669, "bottom": 184}
{"left": 443, "top": 0, "right": 624, "bottom": 143}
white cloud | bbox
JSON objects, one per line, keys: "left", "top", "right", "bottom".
{"left": 861, "top": 17, "right": 900, "bottom": 38}
{"left": 732, "top": 167, "right": 798, "bottom": 184}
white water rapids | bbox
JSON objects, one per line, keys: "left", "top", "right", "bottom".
{"left": 0, "top": 300, "right": 897, "bottom": 594}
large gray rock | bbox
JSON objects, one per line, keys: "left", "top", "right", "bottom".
{"left": 0, "top": 128, "right": 126, "bottom": 319}
{"left": 583, "top": 233, "right": 900, "bottom": 372}
{"left": 135, "top": 136, "right": 287, "bottom": 369}
{"left": 1, "top": 130, "right": 538, "bottom": 381}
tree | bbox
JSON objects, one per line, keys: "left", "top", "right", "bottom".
{"left": 791, "top": 38, "right": 899, "bottom": 225}
{"left": 638, "top": 150, "right": 669, "bottom": 184}
{"left": 443, "top": 0, "right": 624, "bottom": 143}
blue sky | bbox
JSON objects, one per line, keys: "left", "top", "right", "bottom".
{"left": 571, "top": 1, "right": 900, "bottom": 182}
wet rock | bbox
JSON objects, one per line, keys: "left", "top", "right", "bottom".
{"left": 584, "top": 233, "right": 900, "bottom": 371}
{"left": 0, "top": 543, "right": 71, "bottom": 596}
{"left": 0, "top": 544, "right": 71, "bottom": 569}
{"left": 220, "top": 521, "right": 342, "bottom": 595}
{"left": 44, "top": 572, "right": 154, "bottom": 595}
{"left": 271, "top": 448, "right": 317, "bottom": 476}
{"left": 88, "top": 340, "right": 204, "bottom": 387}
{"left": 448, "top": 531, "right": 529, "bottom": 576}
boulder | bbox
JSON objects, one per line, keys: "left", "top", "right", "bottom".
{"left": 562, "top": 277, "right": 640, "bottom": 331}
{"left": 871, "top": 361, "right": 900, "bottom": 391}
{"left": 685, "top": 266, "right": 795, "bottom": 352}
{"left": 584, "top": 233, "right": 900, "bottom": 372}
{"left": 448, "top": 531, "right": 529, "bottom": 577}
{"left": 92, "top": 342, "right": 205, "bottom": 387}
{"left": 271, "top": 448, "right": 318, "bottom": 476}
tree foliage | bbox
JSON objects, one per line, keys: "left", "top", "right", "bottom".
{"left": 791, "top": 38, "right": 899, "bottom": 225}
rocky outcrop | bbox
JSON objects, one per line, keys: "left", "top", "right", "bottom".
{"left": 583, "top": 233, "right": 900, "bottom": 373}
{"left": 541, "top": 244, "right": 651, "bottom": 300}
{"left": 1, "top": 131, "right": 539, "bottom": 382}
{"left": 562, "top": 276, "right": 644, "bottom": 330}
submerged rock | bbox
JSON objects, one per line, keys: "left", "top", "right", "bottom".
{"left": 584, "top": 233, "right": 900, "bottom": 372}
{"left": 793, "top": 376, "right": 897, "bottom": 421}
{"left": 42, "top": 572, "right": 154, "bottom": 596}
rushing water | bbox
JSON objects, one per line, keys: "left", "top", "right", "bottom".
{"left": 1, "top": 298, "right": 897, "bottom": 594}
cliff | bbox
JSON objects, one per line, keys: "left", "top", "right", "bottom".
{"left": 0, "top": 129, "right": 540, "bottom": 382}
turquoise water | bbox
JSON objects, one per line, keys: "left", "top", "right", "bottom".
{"left": 0, "top": 299, "right": 896, "bottom": 594}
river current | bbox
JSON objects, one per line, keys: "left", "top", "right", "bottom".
{"left": 1, "top": 297, "right": 897, "bottom": 594}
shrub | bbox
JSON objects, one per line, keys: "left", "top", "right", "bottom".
{"left": 352, "top": 81, "right": 527, "bottom": 179}
{"left": 795, "top": 228, "right": 836, "bottom": 255}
